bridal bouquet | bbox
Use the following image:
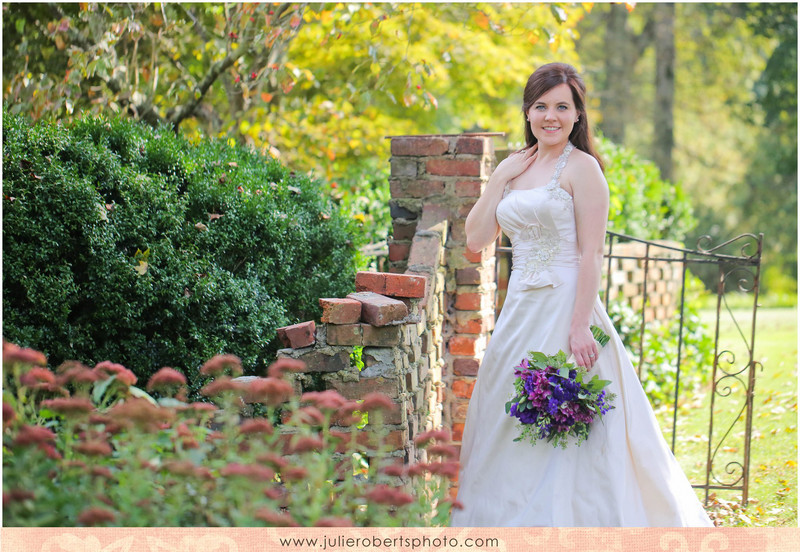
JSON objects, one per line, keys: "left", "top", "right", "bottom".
{"left": 505, "top": 325, "right": 616, "bottom": 449}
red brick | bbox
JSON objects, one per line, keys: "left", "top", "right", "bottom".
{"left": 329, "top": 377, "right": 400, "bottom": 400}
{"left": 453, "top": 358, "right": 480, "bottom": 376}
{"left": 453, "top": 316, "right": 492, "bottom": 334}
{"left": 452, "top": 379, "right": 475, "bottom": 399}
{"left": 326, "top": 324, "right": 362, "bottom": 346}
{"left": 452, "top": 423, "right": 465, "bottom": 442}
{"left": 450, "top": 219, "right": 467, "bottom": 242}
{"left": 296, "top": 349, "right": 350, "bottom": 373}
{"left": 362, "top": 324, "right": 402, "bottom": 347}
{"left": 454, "top": 292, "right": 481, "bottom": 311}
{"left": 449, "top": 336, "right": 478, "bottom": 356}
{"left": 458, "top": 200, "right": 477, "bottom": 218}
{"left": 347, "top": 291, "right": 408, "bottom": 326}
{"left": 355, "top": 271, "right": 426, "bottom": 298}
{"left": 319, "top": 298, "right": 362, "bottom": 324}
{"left": 366, "top": 402, "right": 405, "bottom": 425}
{"left": 382, "top": 428, "right": 409, "bottom": 450}
{"left": 455, "top": 267, "right": 481, "bottom": 285}
{"left": 392, "top": 221, "right": 417, "bottom": 241}
{"left": 463, "top": 243, "right": 495, "bottom": 263}
{"left": 276, "top": 320, "right": 316, "bottom": 348}
{"left": 388, "top": 242, "right": 411, "bottom": 262}
{"left": 407, "top": 234, "right": 443, "bottom": 269}
{"left": 426, "top": 158, "right": 481, "bottom": 177}
{"left": 391, "top": 136, "right": 450, "bottom": 157}
{"left": 404, "top": 269, "right": 433, "bottom": 308}
{"left": 456, "top": 137, "right": 487, "bottom": 155}
{"left": 455, "top": 180, "right": 482, "bottom": 198}
{"left": 417, "top": 203, "right": 450, "bottom": 233}
{"left": 390, "top": 179, "right": 446, "bottom": 198}
{"left": 451, "top": 400, "right": 470, "bottom": 421}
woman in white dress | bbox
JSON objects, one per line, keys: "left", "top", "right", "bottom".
{"left": 450, "top": 63, "right": 713, "bottom": 527}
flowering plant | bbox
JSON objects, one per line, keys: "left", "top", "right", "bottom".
{"left": 505, "top": 325, "right": 616, "bottom": 449}
{"left": 2, "top": 341, "right": 460, "bottom": 527}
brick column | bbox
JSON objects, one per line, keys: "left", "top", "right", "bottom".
{"left": 387, "top": 133, "right": 499, "bottom": 450}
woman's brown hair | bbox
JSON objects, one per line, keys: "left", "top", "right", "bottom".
{"left": 521, "top": 62, "right": 604, "bottom": 172}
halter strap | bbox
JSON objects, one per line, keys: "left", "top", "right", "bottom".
{"left": 549, "top": 142, "right": 575, "bottom": 186}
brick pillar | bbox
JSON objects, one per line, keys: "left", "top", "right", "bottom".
{"left": 388, "top": 133, "right": 499, "bottom": 449}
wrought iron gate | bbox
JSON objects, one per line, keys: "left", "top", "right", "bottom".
{"left": 496, "top": 231, "right": 763, "bottom": 505}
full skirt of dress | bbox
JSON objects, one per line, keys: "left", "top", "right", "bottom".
{"left": 449, "top": 266, "right": 713, "bottom": 527}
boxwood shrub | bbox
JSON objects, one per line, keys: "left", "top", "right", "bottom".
{"left": 2, "top": 111, "right": 365, "bottom": 394}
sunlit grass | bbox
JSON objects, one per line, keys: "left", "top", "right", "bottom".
{"left": 653, "top": 306, "right": 797, "bottom": 526}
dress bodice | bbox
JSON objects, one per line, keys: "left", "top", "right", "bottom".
{"left": 496, "top": 142, "right": 579, "bottom": 289}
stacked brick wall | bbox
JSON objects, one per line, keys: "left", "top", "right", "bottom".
{"left": 601, "top": 241, "right": 684, "bottom": 323}
{"left": 275, "top": 271, "right": 431, "bottom": 461}
{"left": 387, "top": 133, "right": 499, "bottom": 451}
{"left": 275, "top": 262, "right": 453, "bottom": 463}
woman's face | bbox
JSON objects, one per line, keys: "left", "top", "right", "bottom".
{"left": 526, "top": 83, "right": 578, "bottom": 147}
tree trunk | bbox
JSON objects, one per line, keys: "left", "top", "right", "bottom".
{"left": 601, "top": 4, "right": 630, "bottom": 143}
{"left": 653, "top": 3, "right": 676, "bottom": 181}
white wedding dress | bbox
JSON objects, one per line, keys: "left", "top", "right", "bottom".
{"left": 450, "top": 143, "right": 713, "bottom": 527}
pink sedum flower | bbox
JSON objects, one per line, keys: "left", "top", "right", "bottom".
{"left": 3, "top": 341, "right": 47, "bottom": 367}
{"left": 200, "top": 354, "right": 243, "bottom": 377}
{"left": 146, "top": 367, "right": 187, "bottom": 392}
{"left": 93, "top": 361, "right": 137, "bottom": 386}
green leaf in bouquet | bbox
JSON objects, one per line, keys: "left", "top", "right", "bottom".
{"left": 529, "top": 351, "right": 549, "bottom": 369}
{"left": 505, "top": 400, "right": 514, "bottom": 414}
{"left": 530, "top": 351, "right": 547, "bottom": 362}
{"left": 558, "top": 367, "right": 570, "bottom": 379}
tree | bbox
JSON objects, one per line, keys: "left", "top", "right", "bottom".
{"left": 652, "top": 3, "right": 675, "bottom": 182}
{"left": 575, "top": 3, "right": 796, "bottom": 296}
{"left": 3, "top": 3, "right": 584, "bottom": 180}
{"left": 596, "top": 3, "right": 654, "bottom": 144}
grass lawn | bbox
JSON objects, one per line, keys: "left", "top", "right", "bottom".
{"left": 652, "top": 306, "right": 797, "bottom": 526}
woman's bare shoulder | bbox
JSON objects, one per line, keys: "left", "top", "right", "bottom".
{"left": 568, "top": 147, "right": 602, "bottom": 171}
{"left": 565, "top": 148, "right": 606, "bottom": 188}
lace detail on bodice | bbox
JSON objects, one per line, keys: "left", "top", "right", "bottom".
{"left": 515, "top": 223, "right": 561, "bottom": 281}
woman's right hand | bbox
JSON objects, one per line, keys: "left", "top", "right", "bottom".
{"left": 494, "top": 145, "right": 538, "bottom": 185}
{"left": 464, "top": 145, "right": 538, "bottom": 253}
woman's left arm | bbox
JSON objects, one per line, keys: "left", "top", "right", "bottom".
{"left": 567, "top": 154, "right": 609, "bottom": 369}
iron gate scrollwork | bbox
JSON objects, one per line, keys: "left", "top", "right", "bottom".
{"left": 495, "top": 231, "right": 763, "bottom": 506}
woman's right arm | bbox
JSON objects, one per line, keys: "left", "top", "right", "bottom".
{"left": 465, "top": 147, "right": 537, "bottom": 253}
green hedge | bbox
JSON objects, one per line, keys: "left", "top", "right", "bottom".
{"left": 2, "top": 112, "right": 365, "bottom": 393}
{"left": 597, "top": 135, "right": 696, "bottom": 241}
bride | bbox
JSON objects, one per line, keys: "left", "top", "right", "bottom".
{"left": 449, "top": 63, "right": 713, "bottom": 527}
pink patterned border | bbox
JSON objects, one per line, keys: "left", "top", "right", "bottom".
{"left": 2, "top": 527, "right": 798, "bottom": 552}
